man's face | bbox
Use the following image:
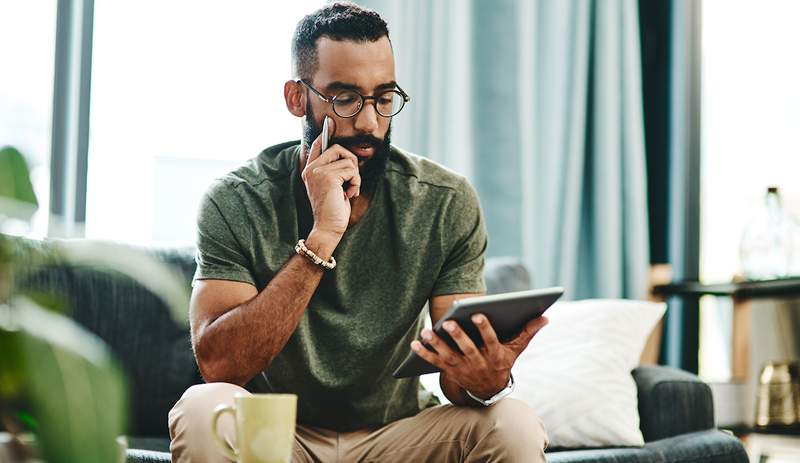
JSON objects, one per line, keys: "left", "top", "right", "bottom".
{"left": 302, "top": 36, "right": 396, "bottom": 193}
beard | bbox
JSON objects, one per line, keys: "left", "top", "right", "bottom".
{"left": 303, "top": 102, "right": 391, "bottom": 195}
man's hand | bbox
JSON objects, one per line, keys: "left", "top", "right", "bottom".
{"left": 412, "top": 314, "right": 548, "bottom": 399}
{"left": 301, "top": 117, "right": 362, "bottom": 242}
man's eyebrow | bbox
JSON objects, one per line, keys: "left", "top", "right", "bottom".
{"left": 325, "top": 81, "right": 399, "bottom": 92}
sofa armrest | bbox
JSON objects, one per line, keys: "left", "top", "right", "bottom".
{"left": 633, "top": 365, "right": 714, "bottom": 442}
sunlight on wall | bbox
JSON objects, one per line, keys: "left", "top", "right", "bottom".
{"left": 700, "top": 0, "right": 800, "bottom": 380}
{"left": 86, "top": 1, "right": 323, "bottom": 245}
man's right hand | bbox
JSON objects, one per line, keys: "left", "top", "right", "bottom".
{"left": 301, "top": 117, "right": 361, "bottom": 246}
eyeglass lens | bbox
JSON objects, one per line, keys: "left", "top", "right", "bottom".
{"left": 332, "top": 90, "right": 405, "bottom": 117}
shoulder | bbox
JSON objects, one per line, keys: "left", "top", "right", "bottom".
{"left": 385, "top": 145, "right": 475, "bottom": 198}
{"left": 203, "top": 140, "right": 301, "bottom": 205}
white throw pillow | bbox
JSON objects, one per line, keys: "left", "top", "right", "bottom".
{"left": 509, "top": 299, "right": 665, "bottom": 448}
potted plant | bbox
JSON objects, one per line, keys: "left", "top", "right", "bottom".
{"left": 0, "top": 146, "right": 188, "bottom": 463}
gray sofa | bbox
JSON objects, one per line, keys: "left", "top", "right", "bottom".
{"left": 20, "top": 245, "right": 747, "bottom": 462}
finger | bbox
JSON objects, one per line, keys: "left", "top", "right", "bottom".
{"left": 345, "top": 181, "right": 360, "bottom": 199}
{"left": 320, "top": 167, "right": 362, "bottom": 194}
{"left": 314, "top": 158, "right": 358, "bottom": 172}
{"left": 306, "top": 116, "right": 336, "bottom": 168}
{"left": 508, "top": 316, "right": 549, "bottom": 352}
{"left": 421, "top": 329, "right": 460, "bottom": 366}
{"left": 314, "top": 162, "right": 361, "bottom": 188}
{"left": 471, "top": 313, "right": 501, "bottom": 352}
{"left": 442, "top": 320, "right": 483, "bottom": 362}
{"left": 411, "top": 340, "right": 448, "bottom": 370}
{"left": 316, "top": 145, "right": 360, "bottom": 198}
{"left": 328, "top": 144, "right": 359, "bottom": 169}
{"left": 308, "top": 144, "right": 359, "bottom": 170}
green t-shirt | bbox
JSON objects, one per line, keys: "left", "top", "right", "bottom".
{"left": 193, "top": 140, "right": 487, "bottom": 431}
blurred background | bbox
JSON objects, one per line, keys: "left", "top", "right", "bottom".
{"left": 2, "top": 0, "right": 800, "bottom": 432}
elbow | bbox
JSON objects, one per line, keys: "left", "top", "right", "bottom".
{"left": 193, "top": 332, "right": 248, "bottom": 386}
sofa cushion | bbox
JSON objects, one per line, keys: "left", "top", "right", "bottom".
{"left": 546, "top": 430, "right": 747, "bottom": 463}
{"left": 511, "top": 299, "right": 666, "bottom": 448}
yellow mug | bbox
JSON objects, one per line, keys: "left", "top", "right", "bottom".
{"left": 211, "top": 393, "right": 297, "bottom": 463}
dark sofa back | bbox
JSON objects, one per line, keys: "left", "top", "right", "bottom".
{"left": 20, "top": 245, "right": 201, "bottom": 438}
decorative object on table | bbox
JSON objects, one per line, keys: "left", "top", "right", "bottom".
{"left": 740, "top": 186, "right": 800, "bottom": 281}
{"left": 755, "top": 360, "right": 800, "bottom": 431}
{"left": 0, "top": 146, "right": 188, "bottom": 463}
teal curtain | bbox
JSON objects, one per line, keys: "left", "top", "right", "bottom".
{"left": 363, "top": 0, "right": 650, "bottom": 300}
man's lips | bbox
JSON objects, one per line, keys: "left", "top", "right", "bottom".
{"left": 347, "top": 144, "right": 375, "bottom": 160}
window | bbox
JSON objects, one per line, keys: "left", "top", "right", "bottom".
{"left": 86, "top": 1, "right": 323, "bottom": 245}
{"left": 0, "top": 1, "right": 58, "bottom": 237}
{"left": 699, "top": 0, "right": 800, "bottom": 380}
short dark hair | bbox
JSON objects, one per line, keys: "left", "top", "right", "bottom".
{"left": 291, "top": 2, "right": 390, "bottom": 79}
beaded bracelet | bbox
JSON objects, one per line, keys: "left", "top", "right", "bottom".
{"left": 295, "top": 239, "right": 336, "bottom": 270}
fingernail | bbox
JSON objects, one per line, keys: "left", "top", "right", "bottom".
{"left": 444, "top": 322, "right": 455, "bottom": 332}
{"left": 411, "top": 341, "right": 420, "bottom": 351}
{"left": 471, "top": 314, "right": 483, "bottom": 324}
{"left": 421, "top": 330, "right": 432, "bottom": 341}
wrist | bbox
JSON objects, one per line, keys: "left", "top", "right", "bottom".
{"left": 466, "top": 372, "right": 515, "bottom": 406}
{"left": 470, "top": 371, "right": 512, "bottom": 400}
{"left": 305, "top": 229, "right": 342, "bottom": 261}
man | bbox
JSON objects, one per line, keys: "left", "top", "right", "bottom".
{"left": 168, "top": 3, "right": 549, "bottom": 462}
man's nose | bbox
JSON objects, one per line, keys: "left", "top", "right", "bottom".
{"left": 353, "top": 100, "right": 380, "bottom": 134}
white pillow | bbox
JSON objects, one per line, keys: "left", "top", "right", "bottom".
{"left": 509, "top": 299, "right": 665, "bottom": 448}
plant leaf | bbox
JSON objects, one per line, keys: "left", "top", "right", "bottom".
{"left": 10, "top": 298, "right": 127, "bottom": 463}
{"left": 0, "top": 147, "right": 38, "bottom": 222}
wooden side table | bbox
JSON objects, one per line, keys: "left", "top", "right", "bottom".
{"left": 652, "top": 277, "right": 800, "bottom": 381}
{"left": 731, "top": 428, "right": 800, "bottom": 462}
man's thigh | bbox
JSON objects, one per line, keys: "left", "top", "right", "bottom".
{"left": 341, "top": 398, "right": 548, "bottom": 463}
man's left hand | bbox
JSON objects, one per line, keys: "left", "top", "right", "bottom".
{"left": 411, "top": 314, "right": 548, "bottom": 399}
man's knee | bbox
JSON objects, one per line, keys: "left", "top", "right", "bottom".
{"left": 169, "top": 382, "right": 248, "bottom": 428}
{"left": 169, "top": 383, "right": 250, "bottom": 463}
{"left": 467, "top": 398, "right": 549, "bottom": 459}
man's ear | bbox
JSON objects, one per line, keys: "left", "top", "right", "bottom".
{"left": 284, "top": 80, "right": 306, "bottom": 117}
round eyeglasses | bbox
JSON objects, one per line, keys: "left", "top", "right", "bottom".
{"left": 297, "top": 79, "right": 410, "bottom": 118}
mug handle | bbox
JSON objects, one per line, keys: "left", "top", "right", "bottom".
{"left": 211, "top": 404, "right": 239, "bottom": 461}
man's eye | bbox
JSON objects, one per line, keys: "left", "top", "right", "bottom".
{"left": 335, "top": 93, "right": 358, "bottom": 104}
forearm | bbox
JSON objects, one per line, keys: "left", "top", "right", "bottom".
{"left": 195, "top": 231, "right": 337, "bottom": 385}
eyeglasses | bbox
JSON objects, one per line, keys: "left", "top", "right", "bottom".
{"left": 296, "top": 79, "right": 410, "bottom": 118}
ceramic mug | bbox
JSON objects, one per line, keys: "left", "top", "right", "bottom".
{"left": 211, "top": 393, "right": 297, "bottom": 463}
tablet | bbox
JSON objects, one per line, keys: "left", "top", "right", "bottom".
{"left": 392, "top": 287, "right": 564, "bottom": 378}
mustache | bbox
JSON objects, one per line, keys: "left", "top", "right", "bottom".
{"left": 330, "top": 134, "right": 386, "bottom": 150}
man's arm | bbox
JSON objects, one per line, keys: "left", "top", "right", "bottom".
{"left": 191, "top": 231, "right": 338, "bottom": 386}
{"left": 192, "top": 116, "right": 362, "bottom": 386}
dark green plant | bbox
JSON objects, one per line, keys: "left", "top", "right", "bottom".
{"left": 0, "top": 146, "right": 189, "bottom": 462}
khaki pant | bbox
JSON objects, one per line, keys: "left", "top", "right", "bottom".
{"left": 169, "top": 383, "right": 548, "bottom": 462}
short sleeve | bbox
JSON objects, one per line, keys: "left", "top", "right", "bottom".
{"left": 193, "top": 181, "right": 255, "bottom": 287}
{"left": 431, "top": 178, "right": 488, "bottom": 296}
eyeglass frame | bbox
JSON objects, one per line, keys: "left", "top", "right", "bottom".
{"left": 296, "top": 79, "right": 411, "bottom": 118}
